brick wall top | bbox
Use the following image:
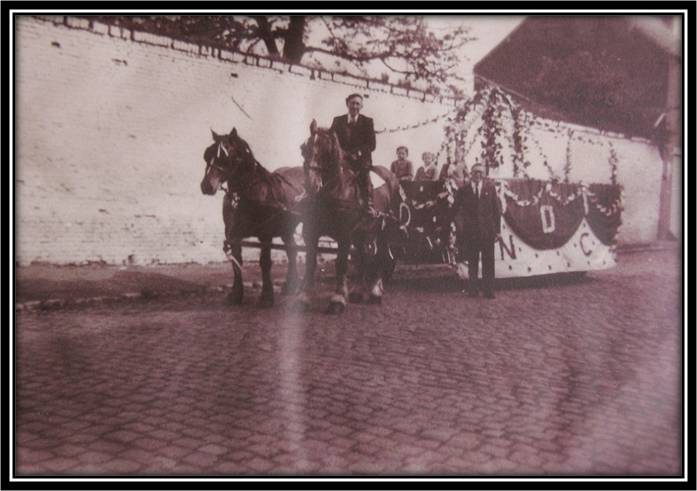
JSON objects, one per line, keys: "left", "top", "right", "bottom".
{"left": 31, "top": 15, "right": 461, "bottom": 106}
{"left": 30, "top": 15, "right": 656, "bottom": 145}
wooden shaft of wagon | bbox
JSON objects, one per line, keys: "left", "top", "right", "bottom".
{"left": 240, "top": 240, "right": 338, "bottom": 255}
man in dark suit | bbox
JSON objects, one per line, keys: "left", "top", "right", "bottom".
{"left": 330, "top": 93, "right": 377, "bottom": 215}
{"left": 455, "top": 163, "right": 502, "bottom": 299}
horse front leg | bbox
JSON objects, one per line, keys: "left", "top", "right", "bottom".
{"left": 223, "top": 197, "right": 244, "bottom": 305}
{"left": 328, "top": 240, "right": 350, "bottom": 315}
{"left": 350, "top": 232, "right": 376, "bottom": 304}
{"left": 348, "top": 242, "right": 366, "bottom": 304}
{"left": 281, "top": 233, "right": 300, "bottom": 295}
{"left": 366, "top": 236, "right": 386, "bottom": 305}
{"left": 296, "top": 226, "right": 319, "bottom": 312}
{"left": 225, "top": 239, "right": 244, "bottom": 305}
{"left": 258, "top": 239, "right": 274, "bottom": 308}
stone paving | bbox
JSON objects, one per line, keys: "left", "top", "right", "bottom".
{"left": 13, "top": 249, "right": 683, "bottom": 477}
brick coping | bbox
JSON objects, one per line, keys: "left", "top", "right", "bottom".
{"left": 30, "top": 15, "right": 460, "bottom": 106}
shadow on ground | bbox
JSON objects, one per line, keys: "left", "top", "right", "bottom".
{"left": 388, "top": 269, "right": 596, "bottom": 294}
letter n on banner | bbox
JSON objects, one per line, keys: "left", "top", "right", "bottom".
{"left": 499, "top": 234, "right": 517, "bottom": 260}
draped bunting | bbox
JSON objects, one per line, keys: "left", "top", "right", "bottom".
{"left": 499, "top": 178, "right": 622, "bottom": 250}
{"left": 502, "top": 180, "right": 586, "bottom": 250}
{"left": 586, "top": 183, "right": 623, "bottom": 246}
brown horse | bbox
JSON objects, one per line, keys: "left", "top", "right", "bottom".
{"left": 298, "top": 120, "right": 399, "bottom": 314}
{"left": 200, "top": 128, "right": 305, "bottom": 308}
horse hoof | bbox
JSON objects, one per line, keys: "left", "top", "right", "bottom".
{"left": 327, "top": 301, "right": 346, "bottom": 315}
{"left": 226, "top": 291, "right": 243, "bottom": 305}
{"left": 348, "top": 291, "right": 364, "bottom": 304}
{"left": 258, "top": 297, "right": 274, "bottom": 309}
{"left": 367, "top": 295, "right": 382, "bottom": 305}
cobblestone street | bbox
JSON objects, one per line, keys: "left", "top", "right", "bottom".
{"left": 14, "top": 249, "right": 683, "bottom": 477}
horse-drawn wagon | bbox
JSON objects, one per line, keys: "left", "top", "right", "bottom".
{"left": 200, "top": 126, "right": 623, "bottom": 312}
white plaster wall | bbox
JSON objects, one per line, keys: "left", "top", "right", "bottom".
{"left": 14, "top": 16, "right": 664, "bottom": 265}
{"left": 14, "top": 16, "right": 451, "bottom": 265}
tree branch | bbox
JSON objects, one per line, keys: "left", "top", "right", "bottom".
{"left": 253, "top": 16, "right": 280, "bottom": 58}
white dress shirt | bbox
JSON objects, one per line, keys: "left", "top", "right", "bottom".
{"left": 472, "top": 181, "right": 481, "bottom": 198}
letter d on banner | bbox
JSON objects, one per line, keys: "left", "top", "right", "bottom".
{"left": 540, "top": 205, "right": 556, "bottom": 234}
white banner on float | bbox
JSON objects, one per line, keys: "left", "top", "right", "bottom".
{"left": 456, "top": 217, "right": 617, "bottom": 280}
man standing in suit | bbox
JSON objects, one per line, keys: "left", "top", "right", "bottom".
{"left": 330, "top": 93, "right": 377, "bottom": 215}
{"left": 455, "top": 163, "right": 502, "bottom": 299}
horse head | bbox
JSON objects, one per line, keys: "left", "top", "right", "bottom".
{"left": 300, "top": 119, "right": 343, "bottom": 196}
{"left": 200, "top": 127, "right": 256, "bottom": 195}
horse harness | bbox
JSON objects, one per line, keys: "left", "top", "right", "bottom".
{"left": 214, "top": 139, "right": 306, "bottom": 237}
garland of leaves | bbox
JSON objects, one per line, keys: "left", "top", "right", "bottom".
{"left": 447, "top": 102, "right": 487, "bottom": 168}
{"left": 563, "top": 129, "right": 575, "bottom": 182}
{"left": 375, "top": 108, "right": 456, "bottom": 135}
{"left": 587, "top": 189, "right": 624, "bottom": 216}
{"left": 510, "top": 105, "right": 530, "bottom": 178}
{"left": 500, "top": 181, "right": 623, "bottom": 217}
{"left": 443, "top": 85, "right": 533, "bottom": 178}
{"left": 462, "top": 116, "right": 483, "bottom": 162}
{"left": 499, "top": 131, "right": 531, "bottom": 179}
{"left": 607, "top": 141, "right": 619, "bottom": 186}
{"left": 438, "top": 88, "right": 487, "bottom": 169}
{"left": 478, "top": 88, "right": 506, "bottom": 173}
{"left": 522, "top": 110, "right": 560, "bottom": 181}
{"left": 440, "top": 83, "right": 625, "bottom": 188}
{"left": 492, "top": 87, "right": 531, "bottom": 179}
{"left": 547, "top": 182, "right": 581, "bottom": 206}
{"left": 497, "top": 111, "right": 532, "bottom": 180}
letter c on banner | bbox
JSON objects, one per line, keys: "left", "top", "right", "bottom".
{"left": 540, "top": 205, "right": 556, "bottom": 234}
{"left": 579, "top": 232, "right": 593, "bottom": 256}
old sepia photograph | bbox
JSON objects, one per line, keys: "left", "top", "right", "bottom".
{"left": 8, "top": 7, "right": 689, "bottom": 486}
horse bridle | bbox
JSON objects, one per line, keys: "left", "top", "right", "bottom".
{"left": 205, "top": 141, "right": 231, "bottom": 174}
{"left": 207, "top": 139, "right": 263, "bottom": 193}
{"left": 303, "top": 132, "right": 341, "bottom": 190}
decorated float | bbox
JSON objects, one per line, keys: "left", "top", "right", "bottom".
{"left": 389, "top": 85, "right": 624, "bottom": 279}
{"left": 392, "top": 177, "right": 622, "bottom": 279}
